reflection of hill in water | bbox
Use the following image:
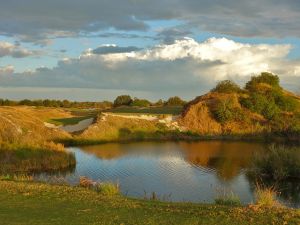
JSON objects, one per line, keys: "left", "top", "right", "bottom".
{"left": 80, "top": 141, "right": 265, "bottom": 180}
{"left": 81, "top": 144, "right": 126, "bottom": 160}
{"left": 179, "top": 141, "right": 265, "bottom": 180}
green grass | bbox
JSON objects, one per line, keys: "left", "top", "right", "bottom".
{"left": 215, "top": 192, "right": 241, "bottom": 206}
{"left": 0, "top": 181, "right": 299, "bottom": 225}
{"left": 47, "top": 116, "right": 93, "bottom": 126}
{"left": 106, "top": 106, "right": 183, "bottom": 115}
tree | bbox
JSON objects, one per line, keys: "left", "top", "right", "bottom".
{"left": 113, "top": 95, "right": 133, "bottom": 107}
{"left": 211, "top": 80, "right": 242, "bottom": 93}
{"left": 154, "top": 99, "right": 164, "bottom": 106}
{"left": 246, "top": 72, "right": 280, "bottom": 91}
{"left": 130, "top": 98, "right": 151, "bottom": 107}
{"left": 165, "top": 96, "right": 186, "bottom": 106}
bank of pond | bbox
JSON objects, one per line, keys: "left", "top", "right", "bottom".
{"left": 1, "top": 140, "right": 299, "bottom": 208}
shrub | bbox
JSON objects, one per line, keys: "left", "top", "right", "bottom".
{"left": 246, "top": 72, "right": 280, "bottom": 91}
{"left": 261, "top": 101, "right": 280, "bottom": 120}
{"left": 211, "top": 80, "right": 242, "bottom": 93}
{"left": 275, "top": 95, "right": 298, "bottom": 112}
{"left": 130, "top": 98, "right": 151, "bottom": 107}
{"left": 254, "top": 184, "right": 281, "bottom": 208}
{"left": 240, "top": 93, "right": 280, "bottom": 120}
{"left": 95, "top": 182, "right": 119, "bottom": 196}
{"left": 213, "top": 99, "right": 244, "bottom": 123}
{"left": 165, "top": 96, "right": 186, "bottom": 106}
{"left": 113, "top": 95, "right": 133, "bottom": 107}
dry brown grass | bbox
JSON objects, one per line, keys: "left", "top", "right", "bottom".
{"left": 0, "top": 106, "right": 71, "bottom": 147}
{"left": 79, "top": 114, "right": 160, "bottom": 141}
{"left": 180, "top": 92, "right": 269, "bottom": 135}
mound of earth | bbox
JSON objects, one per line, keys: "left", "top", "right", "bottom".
{"left": 179, "top": 92, "right": 266, "bottom": 135}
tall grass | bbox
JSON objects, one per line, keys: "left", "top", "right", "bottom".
{"left": 249, "top": 144, "right": 300, "bottom": 180}
{"left": 214, "top": 189, "right": 241, "bottom": 206}
{"left": 0, "top": 143, "right": 76, "bottom": 174}
{"left": 254, "top": 183, "right": 282, "bottom": 208}
{"left": 79, "top": 177, "right": 119, "bottom": 196}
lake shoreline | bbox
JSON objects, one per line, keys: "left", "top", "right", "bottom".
{"left": 58, "top": 133, "right": 300, "bottom": 147}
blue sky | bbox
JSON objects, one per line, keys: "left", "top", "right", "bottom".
{"left": 0, "top": 0, "right": 300, "bottom": 100}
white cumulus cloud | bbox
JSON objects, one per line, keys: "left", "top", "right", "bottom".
{"left": 1, "top": 37, "right": 299, "bottom": 99}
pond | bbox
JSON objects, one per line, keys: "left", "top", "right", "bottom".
{"left": 37, "top": 141, "right": 300, "bottom": 208}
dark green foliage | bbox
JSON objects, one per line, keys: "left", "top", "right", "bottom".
{"left": 250, "top": 145, "right": 300, "bottom": 180}
{"left": 165, "top": 96, "right": 186, "bottom": 106}
{"left": 113, "top": 95, "right": 133, "bottom": 107}
{"left": 240, "top": 94, "right": 280, "bottom": 120}
{"left": 0, "top": 98, "right": 112, "bottom": 109}
{"left": 245, "top": 72, "right": 280, "bottom": 91}
{"left": 261, "top": 101, "right": 280, "bottom": 120}
{"left": 214, "top": 99, "right": 235, "bottom": 123}
{"left": 130, "top": 98, "right": 151, "bottom": 107}
{"left": 213, "top": 99, "right": 245, "bottom": 123}
{"left": 275, "top": 95, "right": 298, "bottom": 112}
{"left": 153, "top": 99, "right": 165, "bottom": 106}
{"left": 211, "top": 80, "right": 242, "bottom": 93}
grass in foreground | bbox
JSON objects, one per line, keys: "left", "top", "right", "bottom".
{"left": 0, "top": 181, "right": 299, "bottom": 225}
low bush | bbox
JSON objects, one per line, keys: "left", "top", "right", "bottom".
{"left": 79, "top": 176, "right": 119, "bottom": 196}
{"left": 211, "top": 80, "right": 242, "bottom": 94}
{"left": 96, "top": 182, "right": 119, "bottom": 196}
{"left": 254, "top": 184, "right": 281, "bottom": 208}
{"left": 213, "top": 99, "right": 245, "bottom": 123}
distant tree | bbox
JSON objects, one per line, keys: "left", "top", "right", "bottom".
{"left": 62, "top": 99, "right": 71, "bottom": 108}
{"left": 113, "top": 95, "right": 133, "bottom": 107}
{"left": 211, "top": 80, "right": 242, "bottom": 94}
{"left": 19, "top": 99, "right": 32, "bottom": 106}
{"left": 246, "top": 72, "right": 280, "bottom": 91}
{"left": 154, "top": 99, "right": 165, "bottom": 106}
{"left": 130, "top": 98, "right": 151, "bottom": 107}
{"left": 165, "top": 96, "right": 186, "bottom": 106}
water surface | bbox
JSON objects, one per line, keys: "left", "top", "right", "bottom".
{"left": 39, "top": 141, "right": 300, "bottom": 207}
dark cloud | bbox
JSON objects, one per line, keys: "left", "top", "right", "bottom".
{"left": 1, "top": 0, "right": 300, "bottom": 44}
{"left": 156, "top": 28, "right": 193, "bottom": 44}
{"left": 92, "top": 45, "right": 142, "bottom": 55}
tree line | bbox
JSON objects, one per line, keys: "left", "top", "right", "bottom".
{"left": 0, "top": 96, "right": 187, "bottom": 108}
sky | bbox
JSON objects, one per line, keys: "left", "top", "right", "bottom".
{"left": 0, "top": 0, "right": 300, "bottom": 101}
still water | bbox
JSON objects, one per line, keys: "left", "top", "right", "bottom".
{"left": 39, "top": 141, "right": 300, "bottom": 207}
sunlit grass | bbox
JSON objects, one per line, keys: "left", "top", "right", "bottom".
{"left": 254, "top": 184, "right": 282, "bottom": 208}
{"left": 0, "top": 180, "right": 299, "bottom": 225}
{"left": 106, "top": 106, "right": 183, "bottom": 115}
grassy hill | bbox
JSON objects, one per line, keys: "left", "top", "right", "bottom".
{"left": 180, "top": 73, "right": 300, "bottom": 139}
{"left": 0, "top": 106, "right": 75, "bottom": 173}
